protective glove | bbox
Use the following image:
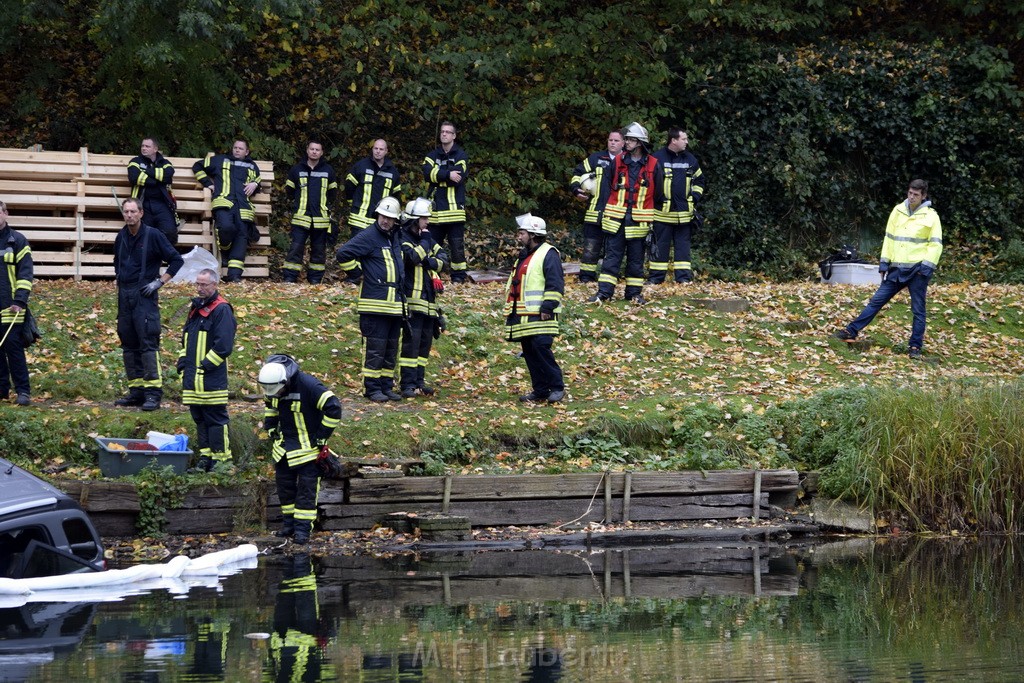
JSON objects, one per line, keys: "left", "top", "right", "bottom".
{"left": 141, "top": 279, "right": 163, "bottom": 297}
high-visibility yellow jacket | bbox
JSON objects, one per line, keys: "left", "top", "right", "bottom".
{"left": 880, "top": 200, "right": 942, "bottom": 271}
{"left": 504, "top": 242, "right": 563, "bottom": 340}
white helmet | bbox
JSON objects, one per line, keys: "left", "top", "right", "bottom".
{"left": 622, "top": 122, "right": 650, "bottom": 143}
{"left": 403, "top": 197, "right": 432, "bottom": 219}
{"left": 258, "top": 362, "right": 289, "bottom": 398}
{"left": 515, "top": 213, "right": 547, "bottom": 236}
{"left": 374, "top": 196, "right": 401, "bottom": 219}
{"left": 579, "top": 172, "right": 597, "bottom": 195}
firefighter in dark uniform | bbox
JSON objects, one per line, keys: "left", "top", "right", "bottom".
{"left": 113, "top": 197, "right": 183, "bottom": 412}
{"left": 569, "top": 130, "right": 623, "bottom": 282}
{"left": 0, "top": 200, "right": 33, "bottom": 407}
{"left": 192, "top": 139, "right": 261, "bottom": 282}
{"left": 398, "top": 197, "right": 447, "bottom": 398}
{"left": 650, "top": 127, "right": 705, "bottom": 284}
{"left": 589, "top": 122, "right": 663, "bottom": 305}
{"left": 266, "top": 554, "right": 323, "bottom": 683}
{"left": 283, "top": 140, "right": 339, "bottom": 284}
{"left": 344, "top": 138, "right": 402, "bottom": 238}
{"left": 178, "top": 268, "right": 237, "bottom": 473}
{"left": 422, "top": 121, "right": 470, "bottom": 283}
{"left": 258, "top": 354, "right": 342, "bottom": 544}
{"left": 127, "top": 136, "right": 179, "bottom": 245}
{"left": 335, "top": 196, "right": 406, "bottom": 403}
{"left": 505, "top": 214, "right": 565, "bottom": 403}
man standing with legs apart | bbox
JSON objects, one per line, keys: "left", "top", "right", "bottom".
{"left": 506, "top": 214, "right": 565, "bottom": 404}
{"left": 833, "top": 179, "right": 942, "bottom": 359}
{"left": 589, "top": 122, "right": 662, "bottom": 305}
{"left": 422, "top": 121, "right": 469, "bottom": 283}
{"left": 335, "top": 197, "right": 405, "bottom": 402}
{"left": 570, "top": 130, "right": 623, "bottom": 283}
{"left": 192, "top": 140, "right": 261, "bottom": 282}
{"left": 113, "top": 198, "right": 183, "bottom": 411}
{"left": 345, "top": 139, "right": 401, "bottom": 238}
{"left": 650, "top": 127, "right": 704, "bottom": 284}
{"left": 398, "top": 197, "right": 447, "bottom": 398}
{"left": 282, "top": 139, "right": 338, "bottom": 284}
{"left": 127, "top": 136, "right": 179, "bottom": 245}
{"left": 258, "top": 354, "right": 342, "bottom": 545}
{"left": 0, "top": 200, "right": 33, "bottom": 407}
{"left": 179, "top": 268, "right": 236, "bottom": 473}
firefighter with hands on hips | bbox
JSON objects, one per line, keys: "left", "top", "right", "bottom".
{"left": 192, "top": 139, "right": 261, "bottom": 282}
{"left": 335, "top": 196, "right": 406, "bottom": 403}
{"left": 0, "top": 199, "right": 33, "bottom": 407}
{"left": 178, "top": 268, "right": 237, "bottom": 473}
{"left": 398, "top": 197, "right": 447, "bottom": 398}
{"left": 127, "top": 136, "right": 179, "bottom": 245}
{"left": 422, "top": 121, "right": 470, "bottom": 283}
{"left": 570, "top": 129, "right": 623, "bottom": 283}
{"left": 505, "top": 214, "right": 566, "bottom": 404}
{"left": 113, "top": 197, "right": 183, "bottom": 412}
{"left": 833, "top": 179, "right": 943, "bottom": 359}
{"left": 258, "top": 354, "right": 342, "bottom": 545}
{"left": 588, "top": 122, "right": 663, "bottom": 305}
{"left": 282, "top": 139, "right": 338, "bottom": 284}
{"left": 650, "top": 127, "right": 705, "bottom": 284}
{"left": 344, "top": 138, "right": 402, "bottom": 239}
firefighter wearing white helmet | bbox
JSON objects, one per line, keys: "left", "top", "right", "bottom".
{"left": 570, "top": 130, "right": 624, "bottom": 282}
{"left": 589, "top": 121, "right": 663, "bottom": 306}
{"left": 505, "top": 214, "right": 566, "bottom": 403}
{"left": 258, "top": 353, "right": 342, "bottom": 544}
{"left": 398, "top": 197, "right": 448, "bottom": 397}
{"left": 335, "top": 196, "right": 407, "bottom": 402}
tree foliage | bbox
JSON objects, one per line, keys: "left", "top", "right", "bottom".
{"left": 2, "top": 0, "right": 1024, "bottom": 274}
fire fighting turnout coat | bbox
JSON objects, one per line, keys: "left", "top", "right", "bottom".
{"left": 263, "top": 371, "right": 342, "bottom": 467}
{"left": 400, "top": 223, "right": 447, "bottom": 317}
{"left": 504, "top": 242, "right": 563, "bottom": 340}
{"left": 285, "top": 158, "right": 338, "bottom": 230}
{"left": 335, "top": 222, "right": 405, "bottom": 316}
{"left": 0, "top": 224, "right": 32, "bottom": 326}
{"left": 177, "top": 292, "right": 236, "bottom": 405}
{"left": 570, "top": 149, "right": 616, "bottom": 224}
{"left": 192, "top": 153, "right": 262, "bottom": 223}
{"left": 422, "top": 144, "right": 469, "bottom": 225}
{"left": 601, "top": 152, "right": 663, "bottom": 238}
{"left": 345, "top": 156, "right": 402, "bottom": 231}
{"left": 653, "top": 147, "right": 704, "bottom": 223}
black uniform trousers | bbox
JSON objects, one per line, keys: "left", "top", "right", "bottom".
{"left": 189, "top": 404, "right": 231, "bottom": 461}
{"left": 399, "top": 312, "right": 434, "bottom": 391}
{"left": 360, "top": 314, "right": 401, "bottom": 395}
{"left": 117, "top": 288, "right": 162, "bottom": 401}
{"left": 649, "top": 220, "right": 693, "bottom": 283}
{"left": 598, "top": 222, "right": 645, "bottom": 300}
{"left": 274, "top": 459, "right": 320, "bottom": 528}
{"left": 284, "top": 225, "right": 328, "bottom": 284}
{"left": 429, "top": 221, "right": 466, "bottom": 282}
{"left": 143, "top": 198, "right": 178, "bottom": 245}
{"left": 0, "top": 321, "right": 29, "bottom": 397}
{"left": 521, "top": 334, "right": 564, "bottom": 398}
{"left": 579, "top": 220, "right": 605, "bottom": 283}
{"left": 213, "top": 208, "right": 252, "bottom": 281}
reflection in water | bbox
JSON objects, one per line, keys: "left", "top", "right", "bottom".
{"left": 1, "top": 538, "right": 1023, "bottom": 681}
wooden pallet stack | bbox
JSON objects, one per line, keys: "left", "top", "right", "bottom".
{"left": 0, "top": 146, "right": 274, "bottom": 279}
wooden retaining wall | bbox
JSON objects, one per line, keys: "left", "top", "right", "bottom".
{"left": 56, "top": 470, "right": 799, "bottom": 537}
{"left": 0, "top": 146, "right": 274, "bottom": 279}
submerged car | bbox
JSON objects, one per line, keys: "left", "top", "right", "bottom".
{"left": 0, "top": 457, "right": 105, "bottom": 579}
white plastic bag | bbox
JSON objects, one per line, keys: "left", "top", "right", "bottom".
{"left": 147, "top": 430, "right": 176, "bottom": 448}
{"left": 170, "top": 246, "right": 220, "bottom": 283}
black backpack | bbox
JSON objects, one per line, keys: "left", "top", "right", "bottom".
{"left": 819, "top": 245, "right": 866, "bottom": 280}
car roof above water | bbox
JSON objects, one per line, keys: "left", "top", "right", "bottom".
{"left": 0, "top": 457, "right": 73, "bottom": 522}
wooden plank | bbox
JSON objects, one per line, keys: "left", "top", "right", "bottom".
{"left": 88, "top": 512, "right": 139, "bottom": 538}
{"left": 165, "top": 508, "right": 236, "bottom": 534}
{"left": 56, "top": 480, "right": 141, "bottom": 512}
{"left": 347, "top": 470, "right": 798, "bottom": 503}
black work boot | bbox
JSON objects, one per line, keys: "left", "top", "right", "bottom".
{"left": 141, "top": 391, "right": 161, "bottom": 412}
{"left": 275, "top": 515, "right": 295, "bottom": 538}
{"left": 292, "top": 520, "right": 313, "bottom": 545}
{"left": 114, "top": 389, "right": 145, "bottom": 407}
{"left": 188, "top": 455, "right": 213, "bottom": 474}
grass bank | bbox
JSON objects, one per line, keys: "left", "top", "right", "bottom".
{"left": 5, "top": 278, "right": 1024, "bottom": 532}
